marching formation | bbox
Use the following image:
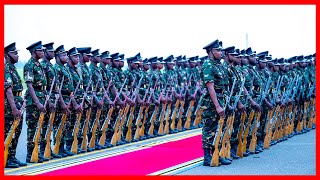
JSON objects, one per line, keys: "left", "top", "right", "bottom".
{"left": 4, "top": 40, "right": 316, "bottom": 169}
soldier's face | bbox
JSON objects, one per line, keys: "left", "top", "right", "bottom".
{"left": 93, "top": 56, "right": 101, "bottom": 63}
{"left": 211, "top": 49, "right": 222, "bottom": 60}
{"left": 112, "top": 60, "right": 119, "bottom": 67}
{"left": 35, "top": 49, "right": 44, "bottom": 59}
{"left": 138, "top": 60, "right": 143, "bottom": 67}
{"left": 70, "top": 55, "right": 79, "bottom": 65}
{"left": 248, "top": 55, "right": 256, "bottom": 64}
{"left": 280, "top": 65, "right": 286, "bottom": 71}
{"left": 241, "top": 57, "right": 249, "bottom": 65}
{"left": 273, "top": 65, "right": 279, "bottom": 71}
{"left": 258, "top": 61, "right": 266, "bottom": 69}
{"left": 59, "top": 52, "right": 69, "bottom": 64}
{"left": 190, "top": 62, "right": 196, "bottom": 68}
{"left": 151, "top": 63, "right": 158, "bottom": 69}
{"left": 83, "top": 54, "right": 91, "bottom": 62}
{"left": 6, "top": 51, "right": 19, "bottom": 63}
{"left": 143, "top": 64, "right": 150, "bottom": 70}
{"left": 167, "top": 63, "right": 174, "bottom": 69}
{"left": 158, "top": 63, "right": 164, "bottom": 69}
{"left": 130, "top": 63, "right": 138, "bottom": 69}
{"left": 119, "top": 61, "right": 124, "bottom": 68}
{"left": 45, "top": 50, "right": 54, "bottom": 60}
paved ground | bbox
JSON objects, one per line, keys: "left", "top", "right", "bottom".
{"left": 177, "top": 129, "right": 316, "bottom": 175}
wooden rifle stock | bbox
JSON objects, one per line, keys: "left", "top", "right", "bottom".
{"left": 99, "top": 106, "right": 115, "bottom": 146}
{"left": 117, "top": 104, "right": 130, "bottom": 143}
{"left": 163, "top": 103, "right": 172, "bottom": 134}
{"left": 53, "top": 113, "right": 68, "bottom": 154}
{"left": 89, "top": 108, "right": 102, "bottom": 149}
{"left": 184, "top": 100, "right": 195, "bottom": 130}
{"left": 4, "top": 117, "right": 22, "bottom": 167}
{"left": 80, "top": 106, "right": 91, "bottom": 151}
{"left": 148, "top": 106, "right": 159, "bottom": 136}
{"left": 134, "top": 106, "right": 145, "bottom": 140}
{"left": 125, "top": 106, "right": 135, "bottom": 142}
{"left": 177, "top": 100, "right": 185, "bottom": 131}
{"left": 263, "top": 108, "right": 275, "bottom": 149}
{"left": 110, "top": 109, "right": 124, "bottom": 146}
{"left": 210, "top": 117, "right": 225, "bottom": 167}
{"left": 170, "top": 99, "right": 180, "bottom": 131}
{"left": 249, "top": 111, "right": 261, "bottom": 153}
{"left": 139, "top": 106, "right": 149, "bottom": 137}
{"left": 236, "top": 111, "right": 247, "bottom": 157}
{"left": 241, "top": 110, "right": 255, "bottom": 155}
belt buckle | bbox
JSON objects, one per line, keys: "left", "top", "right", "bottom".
{"left": 99, "top": 88, "right": 102, "bottom": 92}
{"left": 43, "top": 86, "right": 47, "bottom": 91}
{"left": 80, "top": 85, "right": 83, "bottom": 89}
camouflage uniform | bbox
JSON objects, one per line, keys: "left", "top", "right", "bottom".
{"left": 88, "top": 63, "right": 104, "bottom": 148}
{"left": 53, "top": 62, "right": 74, "bottom": 153}
{"left": 78, "top": 62, "right": 92, "bottom": 148}
{"left": 23, "top": 58, "right": 47, "bottom": 157}
{"left": 5, "top": 61, "right": 24, "bottom": 159}
{"left": 40, "top": 59, "right": 58, "bottom": 155}
{"left": 66, "top": 64, "right": 84, "bottom": 150}
{"left": 201, "top": 58, "right": 228, "bottom": 149}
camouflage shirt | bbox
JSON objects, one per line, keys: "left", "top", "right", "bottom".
{"left": 54, "top": 63, "right": 74, "bottom": 103}
{"left": 68, "top": 64, "right": 84, "bottom": 102}
{"left": 23, "top": 58, "right": 47, "bottom": 106}
{"left": 5, "top": 61, "right": 23, "bottom": 116}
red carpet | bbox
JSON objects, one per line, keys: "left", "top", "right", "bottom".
{"left": 43, "top": 135, "right": 202, "bottom": 175}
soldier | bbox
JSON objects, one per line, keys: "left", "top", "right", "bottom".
{"left": 23, "top": 41, "right": 51, "bottom": 163}
{"left": 99, "top": 50, "right": 116, "bottom": 148}
{"left": 88, "top": 49, "right": 105, "bottom": 150}
{"left": 77, "top": 47, "right": 93, "bottom": 152}
{"left": 4, "top": 42, "right": 27, "bottom": 168}
{"left": 66, "top": 47, "right": 84, "bottom": 154}
{"left": 201, "top": 39, "right": 231, "bottom": 166}
{"left": 53, "top": 45, "right": 81, "bottom": 157}
{"left": 40, "top": 42, "right": 62, "bottom": 159}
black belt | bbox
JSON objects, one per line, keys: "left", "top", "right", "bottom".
{"left": 33, "top": 86, "right": 46, "bottom": 91}
{"left": 215, "top": 89, "right": 223, "bottom": 94}
{"left": 13, "top": 91, "right": 22, "bottom": 96}
{"left": 61, "top": 90, "right": 72, "bottom": 96}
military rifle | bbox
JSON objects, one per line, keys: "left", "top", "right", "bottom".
{"left": 53, "top": 79, "right": 81, "bottom": 155}
{"left": 210, "top": 78, "right": 236, "bottom": 166}
{"left": 157, "top": 79, "right": 170, "bottom": 135}
{"left": 125, "top": 75, "right": 144, "bottom": 142}
{"left": 30, "top": 77, "right": 56, "bottom": 163}
{"left": 4, "top": 99, "right": 26, "bottom": 167}
{"left": 164, "top": 85, "right": 174, "bottom": 134}
{"left": 71, "top": 77, "right": 92, "bottom": 154}
{"left": 133, "top": 87, "right": 149, "bottom": 140}
{"left": 44, "top": 76, "right": 64, "bottom": 159}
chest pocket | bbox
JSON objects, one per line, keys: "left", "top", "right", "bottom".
{"left": 33, "top": 65, "right": 46, "bottom": 86}
{"left": 11, "top": 70, "right": 23, "bottom": 91}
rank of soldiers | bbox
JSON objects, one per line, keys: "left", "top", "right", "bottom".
{"left": 4, "top": 40, "right": 316, "bottom": 169}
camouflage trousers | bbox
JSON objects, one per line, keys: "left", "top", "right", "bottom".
{"left": 5, "top": 116, "right": 23, "bottom": 158}
{"left": 201, "top": 94, "right": 225, "bottom": 149}
{"left": 26, "top": 105, "right": 42, "bottom": 155}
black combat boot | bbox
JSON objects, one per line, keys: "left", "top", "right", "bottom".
{"left": 11, "top": 157, "right": 27, "bottom": 166}
{"left": 51, "top": 150, "right": 62, "bottom": 159}
{"left": 6, "top": 159, "right": 19, "bottom": 168}
{"left": 219, "top": 157, "right": 232, "bottom": 165}
{"left": 203, "top": 148, "right": 212, "bottom": 166}
{"left": 26, "top": 154, "right": 43, "bottom": 163}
